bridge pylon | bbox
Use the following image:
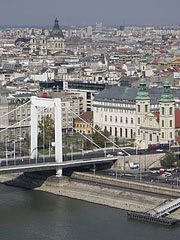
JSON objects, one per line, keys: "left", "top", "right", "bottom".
{"left": 31, "top": 96, "right": 62, "bottom": 175}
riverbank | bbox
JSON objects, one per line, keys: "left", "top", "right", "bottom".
{"left": 1, "top": 171, "right": 180, "bottom": 219}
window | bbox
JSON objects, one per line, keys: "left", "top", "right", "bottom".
{"left": 138, "top": 129, "right": 140, "bottom": 135}
{"left": 115, "top": 116, "right": 117, "bottom": 122}
{"left": 131, "top": 129, "right": 133, "bottom": 138}
{"left": 162, "top": 132, "right": 164, "bottom": 138}
{"left": 120, "top": 117, "right": 123, "bottom": 123}
{"left": 110, "top": 127, "right": 112, "bottom": 135}
{"left": 110, "top": 116, "right": 112, "bottom": 122}
{"left": 145, "top": 105, "right": 148, "bottom": 112}
{"left": 138, "top": 117, "right": 140, "bottom": 124}
{"left": 105, "top": 115, "right": 107, "bottom": 122}
{"left": 138, "top": 105, "right": 140, "bottom": 112}
{"left": 115, "top": 127, "right": 117, "bottom": 137}
{"left": 125, "top": 128, "right": 127, "bottom": 138}
{"left": 126, "top": 117, "right": 128, "bottom": 124}
{"left": 162, "top": 120, "right": 164, "bottom": 127}
{"left": 170, "top": 132, "right": 172, "bottom": 138}
{"left": 170, "top": 120, "right": 172, "bottom": 127}
{"left": 120, "top": 128, "right": 122, "bottom": 137}
{"left": 131, "top": 118, "right": 133, "bottom": 124}
{"left": 149, "top": 134, "right": 152, "bottom": 141}
{"left": 162, "top": 107, "right": 165, "bottom": 115}
{"left": 169, "top": 107, "right": 173, "bottom": 115}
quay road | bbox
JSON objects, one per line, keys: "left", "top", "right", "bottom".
{"left": 97, "top": 168, "right": 180, "bottom": 189}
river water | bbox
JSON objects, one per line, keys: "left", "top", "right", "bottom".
{"left": 0, "top": 184, "right": 179, "bottom": 240}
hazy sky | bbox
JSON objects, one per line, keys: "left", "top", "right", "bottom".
{"left": 0, "top": 0, "right": 180, "bottom": 27}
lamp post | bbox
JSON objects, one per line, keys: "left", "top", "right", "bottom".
{"left": 176, "top": 170, "right": 179, "bottom": 188}
{"left": 5, "top": 136, "right": 8, "bottom": 166}
{"left": 104, "top": 141, "right": 107, "bottom": 157}
{"left": 139, "top": 154, "right": 141, "bottom": 183}
{"left": 124, "top": 155, "right": 126, "bottom": 175}
{"left": 49, "top": 141, "right": 51, "bottom": 158}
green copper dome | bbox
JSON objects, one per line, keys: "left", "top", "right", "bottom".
{"left": 136, "top": 75, "right": 150, "bottom": 100}
{"left": 160, "top": 78, "right": 174, "bottom": 102}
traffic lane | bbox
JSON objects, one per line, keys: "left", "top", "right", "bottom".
{"left": 97, "top": 169, "right": 180, "bottom": 187}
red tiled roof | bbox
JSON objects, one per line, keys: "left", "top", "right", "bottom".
{"left": 75, "top": 111, "right": 93, "bottom": 123}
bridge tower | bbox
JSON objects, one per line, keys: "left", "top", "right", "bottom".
{"left": 30, "top": 96, "right": 62, "bottom": 176}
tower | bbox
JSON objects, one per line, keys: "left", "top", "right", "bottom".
{"left": 135, "top": 75, "right": 151, "bottom": 148}
{"left": 39, "top": 29, "right": 47, "bottom": 56}
{"left": 140, "top": 51, "right": 148, "bottom": 77}
{"left": 159, "top": 78, "right": 175, "bottom": 145}
{"left": 29, "top": 29, "right": 37, "bottom": 54}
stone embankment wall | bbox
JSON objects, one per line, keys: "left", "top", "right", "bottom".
{"left": 114, "top": 153, "right": 165, "bottom": 170}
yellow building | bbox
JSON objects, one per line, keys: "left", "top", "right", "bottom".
{"left": 74, "top": 111, "right": 93, "bottom": 135}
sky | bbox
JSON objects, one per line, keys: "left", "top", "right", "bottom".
{"left": 0, "top": 0, "right": 180, "bottom": 27}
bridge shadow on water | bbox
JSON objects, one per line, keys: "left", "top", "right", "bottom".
{"left": 4, "top": 170, "right": 57, "bottom": 189}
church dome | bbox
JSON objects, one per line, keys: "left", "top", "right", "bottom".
{"left": 50, "top": 18, "right": 64, "bottom": 39}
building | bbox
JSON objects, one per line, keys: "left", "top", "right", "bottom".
{"left": 29, "top": 18, "right": 66, "bottom": 57}
{"left": 93, "top": 76, "right": 180, "bottom": 149}
{"left": 74, "top": 111, "right": 93, "bottom": 135}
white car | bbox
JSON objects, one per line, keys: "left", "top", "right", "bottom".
{"left": 156, "top": 149, "right": 163, "bottom": 152}
{"left": 117, "top": 151, "right": 124, "bottom": 155}
{"left": 107, "top": 154, "right": 114, "bottom": 158}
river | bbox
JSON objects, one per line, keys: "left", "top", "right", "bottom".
{"left": 0, "top": 184, "right": 179, "bottom": 240}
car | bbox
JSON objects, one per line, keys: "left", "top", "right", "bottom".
{"left": 156, "top": 149, "right": 163, "bottom": 152}
{"left": 107, "top": 154, "right": 114, "bottom": 158}
{"left": 117, "top": 151, "right": 124, "bottom": 155}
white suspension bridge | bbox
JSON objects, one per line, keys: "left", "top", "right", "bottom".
{"left": 0, "top": 96, "right": 129, "bottom": 176}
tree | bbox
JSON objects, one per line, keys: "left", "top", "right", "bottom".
{"left": 92, "top": 125, "right": 106, "bottom": 148}
{"left": 38, "top": 115, "right": 55, "bottom": 148}
{"left": 160, "top": 151, "right": 177, "bottom": 168}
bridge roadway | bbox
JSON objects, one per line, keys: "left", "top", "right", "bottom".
{"left": 0, "top": 157, "right": 118, "bottom": 174}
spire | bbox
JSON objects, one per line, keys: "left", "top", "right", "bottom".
{"left": 160, "top": 78, "right": 174, "bottom": 102}
{"left": 31, "top": 29, "right": 35, "bottom": 36}
{"left": 41, "top": 29, "right": 45, "bottom": 35}
{"left": 136, "top": 75, "right": 150, "bottom": 100}
{"left": 54, "top": 17, "right": 60, "bottom": 30}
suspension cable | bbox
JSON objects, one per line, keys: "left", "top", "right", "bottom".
{"left": 62, "top": 119, "right": 101, "bottom": 149}
{"left": 0, "top": 100, "right": 31, "bottom": 121}
{"left": 63, "top": 106, "right": 130, "bottom": 155}
{"left": 0, "top": 103, "right": 54, "bottom": 135}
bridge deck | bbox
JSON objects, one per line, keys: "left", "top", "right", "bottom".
{"left": 0, "top": 157, "right": 117, "bottom": 174}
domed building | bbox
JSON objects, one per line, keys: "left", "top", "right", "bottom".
{"left": 47, "top": 17, "right": 65, "bottom": 55}
{"left": 29, "top": 18, "right": 66, "bottom": 58}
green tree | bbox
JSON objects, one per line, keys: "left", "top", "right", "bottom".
{"left": 92, "top": 125, "right": 106, "bottom": 148}
{"left": 160, "top": 151, "right": 177, "bottom": 168}
{"left": 103, "top": 128, "right": 110, "bottom": 138}
{"left": 83, "top": 139, "right": 93, "bottom": 150}
{"left": 38, "top": 115, "right": 55, "bottom": 148}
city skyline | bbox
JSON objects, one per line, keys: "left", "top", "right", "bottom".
{"left": 0, "top": 0, "right": 180, "bottom": 27}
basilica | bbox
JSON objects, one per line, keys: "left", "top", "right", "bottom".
{"left": 29, "top": 18, "right": 66, "bottom": 58}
